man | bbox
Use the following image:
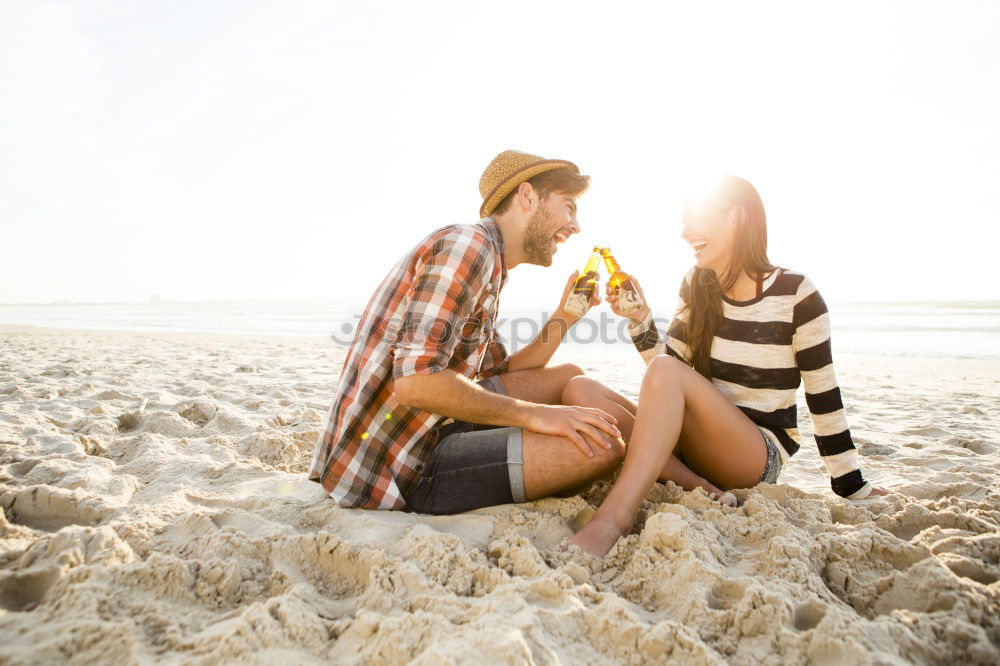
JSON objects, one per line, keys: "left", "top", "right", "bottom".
{"left": 308, "top": 150, "right": 636, "bottom": 513}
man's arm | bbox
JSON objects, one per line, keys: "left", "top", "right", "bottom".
{"left": 389, "top": 232, "right": 619, "bottom": 458}
{"left": 505, "top": 271, "right": 600, "bottom": 372}
{"left": 394, "top": 369, "right": 620, "bottom": 458}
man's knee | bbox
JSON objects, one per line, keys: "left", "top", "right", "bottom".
{"left": 582, "top": 427, "right": 626, "bottom": 468}
{"left": 601, "top": 435, "right": 627, "bottom": 465}
{"left": 561, "top": 373, "right": 600, "bottom": 405}
{"left": 522, "top": 430, "right": 625, "bottom": 499}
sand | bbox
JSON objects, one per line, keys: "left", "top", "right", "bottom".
{"left": 1, "top": 325, "right": 998, "bottom": 664}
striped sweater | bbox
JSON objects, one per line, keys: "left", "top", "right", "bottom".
{"left": 628, "top": 268, "right": 872, "bottom": 499}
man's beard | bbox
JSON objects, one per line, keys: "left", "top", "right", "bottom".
{"left": 521, "top": 207, "right": 558, "bottom": 266}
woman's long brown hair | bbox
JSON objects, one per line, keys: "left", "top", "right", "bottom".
{"left": 682, "top": 175, "right": 776, "bottom": 379}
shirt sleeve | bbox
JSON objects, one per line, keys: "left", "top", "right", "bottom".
{"left": 477, "top": 330, "right": 509, "bottom": 379}
{"left": 391, "top": 227, "right": 494, "bottom": 378}
{"left": 792, "top": 277, "right": 872, "bottom": 499}
{"left": 627, "top": 271, "right": 691, "bottom": 365}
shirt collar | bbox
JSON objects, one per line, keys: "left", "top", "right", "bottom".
{"left": 480, "top": 217, "right": 508, "bottom": 288}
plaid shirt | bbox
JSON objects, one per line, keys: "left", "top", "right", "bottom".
{"left": 308, "top": 218, "right": 510, "bottom": 510}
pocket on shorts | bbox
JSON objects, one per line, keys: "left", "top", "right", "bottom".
{"left": 403, "top": 474, "right": 436, "bottom": 512}
{"left": 404, "top": 443, "right": 445, "bottom": 512}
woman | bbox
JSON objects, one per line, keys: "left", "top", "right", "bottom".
{"left": 563, "top": 175, "right": 888, "bottom": 557}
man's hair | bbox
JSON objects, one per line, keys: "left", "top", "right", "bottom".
{"left": 491, "top": 167, "right": 590, "bottom": 216}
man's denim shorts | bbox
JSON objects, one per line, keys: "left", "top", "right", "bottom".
{"left": 400, "top": 375, "right": 526, "bottom": 514}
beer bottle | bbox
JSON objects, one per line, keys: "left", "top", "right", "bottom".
{"left": 599, "top": 247, "right": 643, "bottom": 315}
{"left": 563, "top": 247, "right": 602, "bottom": 317}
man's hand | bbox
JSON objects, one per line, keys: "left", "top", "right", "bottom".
{"left": 554, "top": 271, "right": 601, "bottom": 322}
{"left": 605, "top": 275, "right": 650, "bottom": 324}
{"left": 525, "top": 404, "right": 621, "bottom": 458}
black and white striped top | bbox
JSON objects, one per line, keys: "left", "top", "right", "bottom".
{"left": 628, "top": 268, "right": 872, "bottom": 499}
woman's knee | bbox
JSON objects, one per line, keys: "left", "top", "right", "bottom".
{"left": 552, "top": 362, "right": 584, "bottom": 380}
{"left": 645, "top": 354, "right": 684, "bottom": 389}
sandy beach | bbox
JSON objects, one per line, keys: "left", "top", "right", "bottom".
{"left": 1, "top": 325, "right": 998, "bottom": 664}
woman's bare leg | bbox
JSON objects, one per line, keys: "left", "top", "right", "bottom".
{"left": 567, "top": 355, "right": 766, "bottom": 557}
{"left": 561, "top": 375, "right": 728, "bottom": 497}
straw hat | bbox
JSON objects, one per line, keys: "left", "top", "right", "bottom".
{"left": 478, "top": 150, "right": 579, "bottom": 218}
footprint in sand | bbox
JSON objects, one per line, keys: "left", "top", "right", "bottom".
{"left": 859, "top": 441, "right": 895, "bottom": 456}
{"left": 877, "top": 504, "right": 996, "bottom": 542}
{"left": 959, "top": 439, "right": 995, "bottom": 455}
{"left": 94, "top": 389, "right": 137, "bottom": 401}
{"left": 936, "top": 552, "right": 999, "bottom": 585}
{"left": 705, "top": 578, "right": 747, "bottom": 610}
{"left": 0, "top": 485, "right": 117, "bottom": 531}
{"left": 792, "top": 599, "right": 827, "bottom": 631}
{"left": 899, "top": 425, "right": 952, "bottom": 438}
{"left": 173, "top": 399, "right": 217, "bottom": 427}
{"left": 0, "top": 568, "right": 61, "bottom": 611}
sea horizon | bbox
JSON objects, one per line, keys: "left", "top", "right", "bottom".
{"left": 2, "top": 297, "right": 999, "bottom": 361}
{"left": 4, "top": 296, "right": 999, "bottom": 308}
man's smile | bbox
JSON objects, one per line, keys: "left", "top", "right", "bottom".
{"left": 551, "top": 227, "right": 572, "bottom": 253}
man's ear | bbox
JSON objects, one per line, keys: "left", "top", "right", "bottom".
{"left": 515, "top": 181, "right": 535, "bottom": 212}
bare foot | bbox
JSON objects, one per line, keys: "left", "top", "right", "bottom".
{"left": 709, "top": 490, "right": 739, "bottom": 507}
{"left": 566, "top": 515, "right": 626, "bottom": 558}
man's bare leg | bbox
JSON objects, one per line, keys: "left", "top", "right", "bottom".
{"left": 521, "top": 430, "right": 626, "bottom": 500}
{"left": 491, "top": 364, "right": 626, "bottom": 497}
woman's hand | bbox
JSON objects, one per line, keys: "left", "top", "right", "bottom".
{"left": 606, "top": 275, "right": 651, "bottom": 324}
{"left": 554, "top": 270, "right": 601, "bottom": 322}
{"left": 525, "top": 404, "right": 621, "bottom": 458}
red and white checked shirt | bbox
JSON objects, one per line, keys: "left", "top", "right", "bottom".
{"left": 308, "top": 218, "right": 510, "bottom": 509}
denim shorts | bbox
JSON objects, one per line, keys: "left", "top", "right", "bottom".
{"left": 757, "top": 430, "right": 782, "bottom": 485}
{"left": 401, "top": 375, "right": 526, "bottom": 514}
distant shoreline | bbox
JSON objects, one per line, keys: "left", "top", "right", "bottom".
{"left": 3, "top": 299, "right": 1000, "bottom": 361}
{"left": 2, "top": 298, "right": 999, "bottom": 308}
{"left": 0, "top": 324, "right": 329, "bottom": 344}
{"left": 4, "top": 324, "right": 1000, "bottom": 366}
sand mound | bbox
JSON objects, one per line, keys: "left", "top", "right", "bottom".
{"left": 1, "top": 331, "right": 998, "bottom": 664}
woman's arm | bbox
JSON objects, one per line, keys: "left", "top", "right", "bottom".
{"left": 618, "top": 275, "right": 689, "bottom": 366}
{"left": 792, "top": 277, "right": 881, "bottom": 499}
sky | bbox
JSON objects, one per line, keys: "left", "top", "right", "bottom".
{"left": 2, "top": 0, "right": 999, "bottom": 313}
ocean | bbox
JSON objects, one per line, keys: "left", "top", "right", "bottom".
{"left": 1, "top": 299, "right": 999, "bottom": 362}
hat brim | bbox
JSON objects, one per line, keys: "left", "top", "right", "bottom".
{"left": 480, "top": 159, "right": 579, "bottom": 218}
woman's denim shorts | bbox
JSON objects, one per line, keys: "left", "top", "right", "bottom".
{"left": 757, "top": 430, "right": 782, "bottom": 485}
